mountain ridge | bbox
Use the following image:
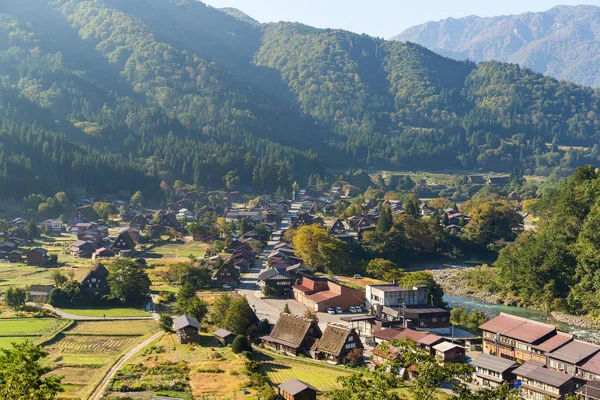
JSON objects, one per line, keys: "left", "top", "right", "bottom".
{"left": 392, "top": 4, "right": 600, "bottom": 87}
{"left": 0, "top": 0, "right": 599, "bottom": 200}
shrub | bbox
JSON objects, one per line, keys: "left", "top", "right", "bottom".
{"left": 231, "top": 335, "right": 252, "bottom": 354}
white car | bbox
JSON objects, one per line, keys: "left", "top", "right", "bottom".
{"left": 335, "top": 307, "right": 343, "bottom": 314}
{"left": 354, "top": 305, "right": 363, "bottom": 312}
{"left": 326, "top": 307, "right": 336, "bottom": 315}
{"left": 353, "top": 274, "right": 362, "bottom": 279}
{"left": 349, "top": 306, "right": 357, "bottom": 313}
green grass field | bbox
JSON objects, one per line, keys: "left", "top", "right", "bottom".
{"left": 0, "top": 318, "right": 65, "bottom": 336}
{"left": 144, "top": 241, "right": 208, "bottom": 259}
{"left": 56, "top": 307, "right": 150, "bottom": 317}
{"left": 260, "top": 351, "right": 351, "bottom": 391}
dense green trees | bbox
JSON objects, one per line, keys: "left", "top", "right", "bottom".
{"left": 493, "top": 166, "right": 600, "bottom": 315}
{"left": 107, "top": 259, "right": 151, "bottom": 306}
{"left": 0, "top": 341, "right": 63, "bottom": 399}
{"left": 211, "top": 293, "right": 256, "bottom": 335}
{"left": 0, "top": 1, "right": 597, "bottom": 200}
{"left": 5, "top": 287, "right": 26, "bottom": 309}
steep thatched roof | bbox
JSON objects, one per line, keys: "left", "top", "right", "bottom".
{"left": 311, "top": 324, "right": 360, "bottom": 356}
{"left": 261, "top": 313, "right": 320, "bottom": 348}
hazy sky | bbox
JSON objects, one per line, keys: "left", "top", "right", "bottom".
{"left": 202, "top": 0, "right": 600, "bottom": 38}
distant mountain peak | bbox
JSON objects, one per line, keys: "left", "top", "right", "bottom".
{"left": 392, "top": 5, "right": 600, "bottom": 87}
{"left": 218, "top": 7, "right": 259, "bottom": 26}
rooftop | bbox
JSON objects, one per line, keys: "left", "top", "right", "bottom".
{"left": 173, "top": 315, "right": 200, "bottom": 330}
{"left": 547, "top": 339, "right": 600, "bottom": 365}
{"left": 433, "top": 342, "right": 464, "bottom": 352}
{"left": 471, "top": 353, "right": 518, "bottom": 373}
{"left": 479, "top": 313, "right": 555, "bottom": 343}
{"left": 514, "top": 362, "right": 574, "bottom": 388}
{"left": 278, "top": 378, "right": 318, "bottom": 395}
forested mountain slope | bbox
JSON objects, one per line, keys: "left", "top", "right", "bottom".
{"left": 0, "top": 0, "right": 599, "bottom": 200}
{"left": 393, "top": 5, "right": 600, "bottom": 87}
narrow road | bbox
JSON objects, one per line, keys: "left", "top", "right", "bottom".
{"left": 237, "top": 191, "right": 304, "bottom": 324}
{"left": 89, "top": 331, "right": 163, "bottom": 400}
{"left": 42, "top": 304, "right": 158, "bottom": 321}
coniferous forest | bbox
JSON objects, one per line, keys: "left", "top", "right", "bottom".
{"left": 1, "top": 0, "right": 600, "bottom": 200}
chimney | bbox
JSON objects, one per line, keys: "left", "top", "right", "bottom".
{"left": 392, "top": 279, "right": 397, "bottom": 286}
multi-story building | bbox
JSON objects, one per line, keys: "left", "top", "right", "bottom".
{"left": 479, "top": 313, "right": 560, "bottom": 362}
{"left": 514, "top": 361, "right": 584, "bottom": 400}
{"left": 471, "top": 353, "right": 518, "bottom": 388}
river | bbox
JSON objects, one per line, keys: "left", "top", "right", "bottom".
{"left": 444, "top": 294, "right": 600, "bottom": 342}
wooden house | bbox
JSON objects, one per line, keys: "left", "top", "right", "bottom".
{"left": 27, "top": 285, "right": 54, "bottom": 302}
{"left": 471, "top": 353, "right": 518, "bottom": 388}
{"left": 514, "top": 361, "right": 584, "bottom": 400}
{"left": 71, "top": 206, "right": 99, "bottom": 222}
{"left": 26, "top": 248, "right": 48, "bottom": 266}
{"left": 258, "top": 269, "right": 293, "bottom": 297}
{"left": 8, "top": 250, "right": 23, "bottom": 263}
{"left": 327, "top": 218, "right": 345, "bottom": 233}
{"left": 70, "top": 240, "right": 96, "bottom": 258}
{"left": 310, "top": 324, "right": 363, "bottom": 364}
{"left": 577, "top": 380, "right": 600, "bottom": 400}
{"left": 174, "top": 315, "right": 200, "bottom": 344}
{"left": 278, "top": 378, "right": 318, "bottom": 400}
{"left": 214, "top": 328, "right": 236, "bottom": 346}
{"left": 433, "top": 342, "right": 465, "bottom": 363}
{"left": 79, "top": 262, "right": 110, "bottom": 296}
{"left": 112, "top": 231, "right": 136, "bottom": 252}
{"left": 260, "top": 313, "right": 322, "bottom": 356}
{"left": 212, "top": 262, "right": 240, "bottom": 285}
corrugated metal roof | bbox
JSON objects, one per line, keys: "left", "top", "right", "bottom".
{"left": 471, "top": 353, "right": 517, "bottom": 373}
{"left": 547, "top": 339, "right": 600, "bottom": 364}
{"left": 479, "top": 313, "right": 555, "bottom": 343}
{"left": 514, "top": 361, "right": 573, "bottom": 387}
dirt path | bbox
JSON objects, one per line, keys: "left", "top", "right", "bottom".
{"left": 89, "top": 331, "right": 163, "bottom": 400}
{"left": 42, "top": 304, "right": 158, "bottom": 321}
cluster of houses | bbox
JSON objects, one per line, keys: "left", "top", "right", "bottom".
{"left": 210, "top": 239, "right": 258, "bottom": 287}
{"left": 472, "top": 313, "right": 600, "bottom": 399}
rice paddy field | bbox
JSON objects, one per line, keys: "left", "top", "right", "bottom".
{"left": 109, "top": 333, "right": 260, "bottom": 400}
{"left": 55, "top": 307, "right": 151, "bottom": 317}
{"left": 43, "top": 319, "right": 159, "bottom": 399}
{"left": 0, "top": 318, "right": 71, "bottom": 348}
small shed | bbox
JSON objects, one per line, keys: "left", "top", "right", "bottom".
{"left": 278, "top": 378, "right": 318, "bottom": 400}
{"left": 433, "top": 342, "right": 465, "bottom": 363}
{"left": 26, "top": 248, "right": 48, "bottom": 266}
{"left": 27, "top": 285, "right": 55, "bottom": 302}
{"left": 214, "top": 328, "right": 236, "bottom": 346}
{"left": 173, "top": 315, "right": 200, "bottom": 344}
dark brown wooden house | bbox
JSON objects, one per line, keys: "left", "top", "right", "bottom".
{"left": 174, "top": 315, "right": 200, "bottom": 344}
{"left": 112, "top": 231, "right": 136, "bottom": 252}
{"left": 214, "top": 328, "right": 236, "bottom": 346}
{"left": 260, "top": 313, "right": 322, "bottom": 356}
{"left": 310, "top": 324, "right": 363, "bottom": 364}
{"left": 258, "top": 269, "right": 293, "bottom": 297}
{"left": 212, "top": 262, "right": 240, "bottom": 285}
{"left": 79, "top": 262, "right": 110, "bottom": 296}
{"left": 278, "top": 378, "right": 318, "bottom": 400}
{"left": 26, "top": 248, "right": 49, "bottom": 266}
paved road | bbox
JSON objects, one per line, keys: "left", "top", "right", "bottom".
{"left": 89, "top": 331, "right": 163, "bottom": 400}
{"left": 237, "top": 191, "right": 365, "bottom": 331}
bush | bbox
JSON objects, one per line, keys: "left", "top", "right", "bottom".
{"left": 231, "top": 335, "right": 252, "bottom": 354}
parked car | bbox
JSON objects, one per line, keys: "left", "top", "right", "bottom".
{"left": 326, "top": 307, "right": 336, "bottom": 315}
{"left": 335, "top": 306, "right": 343, "bottom": 314}
{"left": 353, "top": 274, "right": 362, "bottom": 279}
{"left": 354, "top": 305, "right": 363, "bottom": 312}
{"left": 222, "top": 284, "right": 232, "bottom": 290}
{"left": 332, "top": 276, "right": 339, "bottom": 281}
{"left": 349, "top": 306, "right": 357, "bottom": 313}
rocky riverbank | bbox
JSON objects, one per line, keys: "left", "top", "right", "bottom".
{"left": 431, "top": 265, "right": 600, "bottom": 335}
{"left": 430, "top": 266, "right": 504, "bottom": 304}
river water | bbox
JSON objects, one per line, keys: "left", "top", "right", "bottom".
{"left": 444, "top": 294, "right": 600, "bottom": 342}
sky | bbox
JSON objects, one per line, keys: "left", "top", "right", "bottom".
{"left": 202, "top": 0, "right": 600, "bottom": 38}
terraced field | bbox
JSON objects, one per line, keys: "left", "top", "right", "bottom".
{"left": 0, "top": 318, "right": 70, "bottom": 348}
{"left": 44, "top": 320, "right": 160, "bottom": 399}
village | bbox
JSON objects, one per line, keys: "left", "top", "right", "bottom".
{"left": 0, "top": 174, "right": 594, "bottom": 400}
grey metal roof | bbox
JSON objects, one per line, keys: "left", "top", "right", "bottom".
{"left": 514, "top": 362, "right": 574, "bottom": 387}
{"left": 471, "top": 353, "right": 518, "bottom": 373}
{"left": 173, "top": 315, "right": 200, "bottom": 330}
{"left": 278, "top": 378, "right": 318, "bottom": 395}
{"left": 258, "top": 269, "right": 292, "bottom": 281}
{"left": 547, "top": 339, "right": 600, "bottom": 364}
{"left": 213, "top": 328, "right": 234, "bottom": 338}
